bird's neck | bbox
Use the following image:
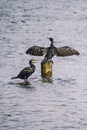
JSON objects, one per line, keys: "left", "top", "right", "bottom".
{"left": 30, "top": 63, "right": 35, "bottom": 70}
{"left": 50, "top": 42, "right": 53, "bottom": 47}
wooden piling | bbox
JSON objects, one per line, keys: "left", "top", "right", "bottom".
{"left": 41, "top": 59, "right": 53, "bottom": 77}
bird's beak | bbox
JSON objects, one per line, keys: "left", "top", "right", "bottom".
{"left": 33, "top": 59, "right": 38, "bottom": 63}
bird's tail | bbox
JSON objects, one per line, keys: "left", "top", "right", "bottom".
{"left": 11, "top": 76, "right": 18, "bottom": 79}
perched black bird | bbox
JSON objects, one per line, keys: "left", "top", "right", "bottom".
{"left": 44, "top": 38, "right": 58, "bottom": 61}
{"left": 11, "top": 59, "right": 37, "bottom": 81}
{"left": 26, "top": 38, "right": 80, "bottom": 56}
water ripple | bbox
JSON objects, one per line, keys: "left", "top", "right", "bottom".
{"left": 0, "top": 0, "right": 87, "bottom": 130}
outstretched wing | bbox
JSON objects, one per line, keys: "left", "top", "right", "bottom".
{"left": 57, "top": 46, "right": 80, "bottom": 56}
{"left": 26, "top": 46, "right": 47, "bottom": 56}
{"left": 26, "top": 45, "right": 80, "bottom": 57}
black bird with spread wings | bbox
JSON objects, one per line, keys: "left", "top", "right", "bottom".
{"left": 26, "top": 38, "right": 80, "bottom": 57}
{"left": 11, "top": 59, "right": 37, "bottom": 81}
{"left": 44, "top": 38, "right": 58, "bottom": 61}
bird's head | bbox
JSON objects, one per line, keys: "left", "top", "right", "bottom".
{"left": 47, "top": 38, "right": 54, "bottom": 47}
{"left": 48, "top": 38, "right": 54, "bottom": 42}
{"left": 29, "top": 59, "right": 38, "bottom": 64}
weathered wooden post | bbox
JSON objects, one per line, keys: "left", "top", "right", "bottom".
{"left": 41, "top": 59, "right": 53, "bottom": 78}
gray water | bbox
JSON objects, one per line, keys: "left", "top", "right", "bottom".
{"left": 0, "top": 0, "right": 87, "bottom": 130}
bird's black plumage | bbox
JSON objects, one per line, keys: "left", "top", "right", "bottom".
{"left": 57, "top": 46, "right": 80, "bottom": 56}
{"left": 44, "top": 38, "right": 58, "bottom": 61}
{"left": 25, "top": 38, "right": 80, "bottom": 57}
{"left": 26, "top": 46, "right": 46, "bottom": 56}
{"left": 11, "top": 59, "right": 37, "bottom": 81}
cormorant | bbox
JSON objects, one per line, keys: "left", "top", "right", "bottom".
{"left": 11, "top": 59, "right": 37, "bottom": 81}
{"left": 44, "top": 38, "right": 58, "bottom": 61}
{"left": 26, "top": 38, "right": 80, "bottom": 57}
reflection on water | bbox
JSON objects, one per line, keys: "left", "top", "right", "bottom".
{"left": 0, "top": 0, "right": 87, "bottom": 130}
{"left": 9, "top": 81, "right": 36, "bottom": 90}
{"left": 57, "top": 78, "right": 76, "bottom": 85}
{"left": 41, "top": 76, "right": 53, "bottom": 83}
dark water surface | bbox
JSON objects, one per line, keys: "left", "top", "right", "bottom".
{"left": 0, "top": 0, "right": 87, "bottom": 130}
